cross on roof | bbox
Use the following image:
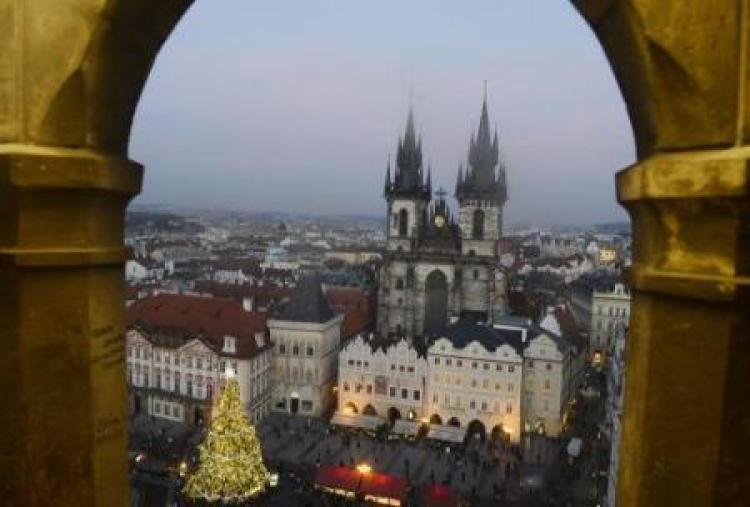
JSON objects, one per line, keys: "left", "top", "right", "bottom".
{"left": 435, "top": 187, "right": 448, "bottom": 201}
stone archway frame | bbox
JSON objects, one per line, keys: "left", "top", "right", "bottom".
{"left": 1, "top": 2, "right": 749, "bottom": 506}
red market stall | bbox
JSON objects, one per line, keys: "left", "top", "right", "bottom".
{"left": 314, "top": 466, "right": 407, "bottom": 506}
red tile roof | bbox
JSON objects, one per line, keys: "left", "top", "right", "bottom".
{"left": 326, "top": 287, "right": 375, "bottom": 339}
{"left": 126, "top": 293, "right": 269, "bottom": 358}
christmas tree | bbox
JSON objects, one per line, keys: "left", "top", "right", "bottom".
{"left": 184, "top": 373, "right": 269, "bottom": 504}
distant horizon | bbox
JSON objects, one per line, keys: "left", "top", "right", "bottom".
{"left": 128, "top": 201, "right": 630, "bottom": 230}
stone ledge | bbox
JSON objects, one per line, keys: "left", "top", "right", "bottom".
{"left": 617, "top": 148, "right": 750, "bottom": 202}
{"left": 0, "top": 246, "right": 131, "bottom": 267}
{"left": 0, "top": 145, "right": 142, "bottom": 194}
{"left": 626, "top": 265, "right": 750, "bottom": 302}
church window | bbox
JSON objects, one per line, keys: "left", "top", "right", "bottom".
{"left": 398, "top": 209, "right": 409, "bottom": 236}
{"left": 472, "top": 209, "right": 485, "bottom": 239}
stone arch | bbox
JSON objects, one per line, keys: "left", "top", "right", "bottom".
{"left": 363, "top": 404, "right": 377, "bottom": 416}
{"left": 387, "top": 407, "right": 402, "bottom": 423}
{"left": 424, "top": 270, "right": 448, "bottom": 335}
{"left": 447, "top": 417, "right": 461, "bottom": 428}
{"left": 344, "top": 402, "right": 359, "bottom": 414}
{"left": 429, "top": 414, "right": 443, "bottom": 425}
{"left": 2, "top": 4, "right": 745, "bottom": 506}
{"left": 466, "top": 419, "right": 486, "bottom": 442}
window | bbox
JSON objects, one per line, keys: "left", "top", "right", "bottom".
{"left": 187, "top": 381, "right": 193, "bottom": 396}
{"left": 391, "top": 364, "right": 396, "bottom": 371}
{"left": 446, "top": 359, "right": 452, "bottom": 367}
{"left": 543, "top": 400, "right": 550, "bottom": 411}
{"left": 473, "top": 269, "right": 479, "bottom": 280}
{"left": 307, "top": 346, "right": 314, "bottom": 356}
{"left": 173, "top": 406, "right": 179, "bottom": 418}
{"left": 483, "top": 363, "right": 489, "bottom": 370}
{"left": 390, "top": 387, "right": 396, "bottom": 397}
{"left": 470, "top": 400, "right": 476, "bottom": 409}
{"left": 366, "top": 384, "right": 372, "bottom": 394}
{"left": 399, "top": 365, "right": 405, "bottom": 372}
{"left": 506, "top": 403, "right": 513, "bottom": 414}
{"left": 471, "top": 379, "right": 477, "bottom": 388}
{"left": 527, "top": 360, "right": 534, "bottom": 368}
{"left": 407, "top": 366, "right": 414, "bottom": 373}
{"left": 433, "top": 394, "right": 439, "bottom": 403}
{"left": 196, "top": 358, "right": 202, "bottom": 369}
{"left": 154, "top": 402, "right": 161, "bottom": 415}
{"left": 343, "top": 382, "right": 350, "bottom": 392}
{"left": 292, "top": 346, "right": 299, "bottom": 356}
{"left": 401, "top": 389, "right": 408, "bottom": 399}
{"left": 279, "top": 344, "right": 286, "bottom": 354}
{"left": 143, "top": 372, "right": 149, "bottom": 387}
{"left": 496, "top": 364, "right": 503, "bottom": 372}
{"left": 472, "top": 209, "right": 485, "bottom": 239}
{"left": 356, "top": 360, "right": 362, "bottom": 367}
{"left": 483, "top": 379, "right": 489, "bottom": 389}
{"left": 355, "top": 383, "right": 362, "bottom": 393}
{"left": 456, "top": 360, "right": 462, "bottom": 367}
{"left": 472, "top": 362, "right": 477, "bottom": 369}
{"left": 434, "top": 357, "right": 440, "bottom": 365}
{"left": 301, "top": 400, "right": 313, "bottom": 412}
{"left": 348, "top": 359, "right": 354, "bottom": 366}
{"left": 395, "top": 278, "right": 404, "bottom": 290}
{"left": 508, "top": 383, "right": 514, "bottom": 393}
{"left": 546, "top": 363, "right": 553, "bottom": 371}
{"left": 413, "top": 390, "right": 420, "bottom": 401}
{"left": 508, "top": 365, "right": 515, "bottom": 373}
{"left": 364, "top": 361, "right": 369, "bottom": 368}
{"left": 544, "top": 379, "right": 551, "bottom": 390}
{"left": 481, "top": 401, "right": 487, "bottom": 411}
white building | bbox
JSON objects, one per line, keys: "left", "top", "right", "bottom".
{"left": 333, "top": 313, "right": 581, "bottom": 443}
{"left": 270, "top": 275, "right": 344, "bottom": 416}
{"left": 591, "top": 283, "right": 631, "bottom": 362}
{"left": 126, "top": 293, "right": 273, "bottom": 426}
{"left": 337, "top": 335, "right": 427, "bottom": 422}
{"left": 425, "top": 321, "right": 525, "bottom": 442}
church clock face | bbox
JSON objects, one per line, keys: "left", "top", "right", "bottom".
{"left": 434, "top": 214, "right": 446, "bottom": 228}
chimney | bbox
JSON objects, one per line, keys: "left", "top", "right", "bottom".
{"left": 242, "top": 296, "right": 254, "bottom": 312}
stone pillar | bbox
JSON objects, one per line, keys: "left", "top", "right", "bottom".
{"left": 615, "top": 150, "right": 750, "bottom": 506}
{"left": 573, "top": 1, "right": 750, "bottom": 505}
{"left": 0, "top": 1, "right": 191, "bottom": 503}
{"left": 0, "top": 146, "right": 142, "bottom": 506}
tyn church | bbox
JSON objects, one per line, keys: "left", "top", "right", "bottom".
{"left": 377, "top": 95, "right": 509, "bottom": 337}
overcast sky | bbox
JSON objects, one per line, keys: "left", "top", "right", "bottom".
{"left": 130, "top": 0, "right": 635, "bottom": 226}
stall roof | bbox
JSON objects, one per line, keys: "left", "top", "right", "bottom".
{"left": 427, "top": 424, "right": 467, "bottom": 443}
{"left": 331, "top": 412, "right": 383, "bottom": 431}
{"left": 315, "top": 466, "right": 407, "bottom": 503}
{"left": 392, "top": 419, "right": 421, "bottom": 437}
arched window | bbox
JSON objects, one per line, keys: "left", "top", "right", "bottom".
{"left": 472, "top": 209, "right": 485, "bottom": 239}
{"left": 398, "top": 209, "right": 409, "bottom": 236}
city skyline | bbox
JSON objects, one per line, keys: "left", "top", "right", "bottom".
{"left": 131, "top": 0, "right": 635, "bottom": 225}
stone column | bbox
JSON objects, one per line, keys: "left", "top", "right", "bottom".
{"left": 0, "top": 146, "right": 142, "bottom": 505}
{"left": 574, "top": 1, "right": 750, "bottom": 505}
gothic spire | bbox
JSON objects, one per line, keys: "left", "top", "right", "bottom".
{"left": 384, "top": 156, "right": 391, "bottom": 194}
{"left": 388, "top": 106, "right": 429, "bottom": 200}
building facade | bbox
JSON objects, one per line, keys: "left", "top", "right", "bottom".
{"left": 126, "top": 293, "right": 273, "bottom": 426}
{"left": 270, "top": 275, "right": 344, "bottom": 417}
{"left": 591, "top": 283, "right": 631, "bottom": 362}
{"left": 337, "top": 335, "right": 427, "bottom": 422}
{"left": 377, "top": 97, "right": 509, "bottom": 338}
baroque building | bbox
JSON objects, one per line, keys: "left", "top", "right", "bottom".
{"left": 378, "top": 96, "right": 509, "bottom": 337}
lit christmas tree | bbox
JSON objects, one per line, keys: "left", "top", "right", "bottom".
{"left": 184, "top": 370, "right": 269, "bottom": 504}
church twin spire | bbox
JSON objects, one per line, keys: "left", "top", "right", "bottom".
{"left": 385, "top": 87, "right": 507, "bottom": 205}
{"left": 384, "top": 106, "right": 431, "bottom": 200}
{"left": 456, "top": 88, "right": 507, "bottom": 203}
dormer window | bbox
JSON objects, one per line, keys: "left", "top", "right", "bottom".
{"left": 223, "top": 336, "right": 237, "bottom": 354}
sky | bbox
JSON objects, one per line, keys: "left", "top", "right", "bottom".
{"left": 130, "top": 0, "right": 636, "bottom": 226}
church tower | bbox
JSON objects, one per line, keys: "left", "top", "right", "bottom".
{"left": 455, "top": 90, "right": 508, "bottom": 257}
{"left": 384, "top": 108, "right": 431, "bottom": 253}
